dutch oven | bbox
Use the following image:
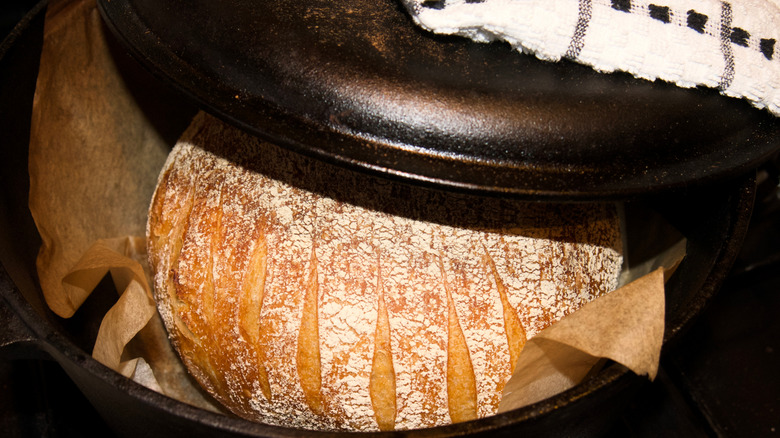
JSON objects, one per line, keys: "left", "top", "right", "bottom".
{"left": 0, "top": 1, "right": 773, "bottom": 436}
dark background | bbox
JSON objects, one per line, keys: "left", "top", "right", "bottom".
{"left": 1, "top": 0, "right": 38, "bottom": 39}
{"left": 2, "top": 1, "right": 779, "bottom": 437}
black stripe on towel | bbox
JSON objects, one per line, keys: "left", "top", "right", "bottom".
{"left": 565, "top": 0, "right": 593, "bottom": 60}
{"left": 761, "top": 38, "right": 776, "bottom": 60}
{"left": 648, "top": 4, "right": 671, "bottom": 23}
{"left": 719, "top": 1, "right": 735, "bottom": 91}
{"left": 612, "top": 0, "right": 631, "bottom": 12}
{"left": 687, "top": 10, "right": 708, "bottom": 33}
{"left": 421, "top": 0, "right": 446, "bottom": 10}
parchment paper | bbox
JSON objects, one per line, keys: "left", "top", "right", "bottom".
{"left": 28, "top": 0, "right": 217, "bottom": 411}
{"left": 27, "top": 0, "right": 678, "bottom": 421}
{"left": 499, "top": 268, "right": 667, "bottom": 411}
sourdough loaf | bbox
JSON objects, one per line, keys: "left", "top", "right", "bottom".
{"left": 146, "top": 112, "right": 624, "bottom": 431}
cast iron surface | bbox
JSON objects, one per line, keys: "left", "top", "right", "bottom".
{"left": 0, "top": 3, "right": 759, "bottom": 437}
{"left": 95, "top": 0, "right": 780, "bottom": 200}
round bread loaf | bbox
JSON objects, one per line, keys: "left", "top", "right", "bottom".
{"left": 147, "top": 112, "right": 623, "bottom": 431}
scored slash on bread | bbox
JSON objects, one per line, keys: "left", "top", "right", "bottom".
{"left": 147, "top": 112, "right": 623, "bottom": 431}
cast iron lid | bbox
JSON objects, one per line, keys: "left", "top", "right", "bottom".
{"left": 97, "top": 0, "right": 780, "bottom": 199}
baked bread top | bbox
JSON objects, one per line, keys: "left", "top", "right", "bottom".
{"left": 147, "top": 112, "right": 623, "bottom": 431}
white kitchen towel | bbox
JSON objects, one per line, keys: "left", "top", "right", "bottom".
{"left": 401, "top": 0, "right": 780, "bottom": 116}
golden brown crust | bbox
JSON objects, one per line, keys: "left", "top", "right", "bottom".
{"left": 147, "top": 112, "right": 623, "bottom": 431}
{"left": 369, "top": 278, "right": 396, "bottom": 431}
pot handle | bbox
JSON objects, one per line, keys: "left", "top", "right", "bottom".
{"left": 0, "top": 267, "right": 49, "bottom": 361}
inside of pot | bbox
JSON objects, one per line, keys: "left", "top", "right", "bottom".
{"left": 0, "top": 1, "right": 757, "bottom": 436}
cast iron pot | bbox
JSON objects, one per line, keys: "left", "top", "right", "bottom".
{"left": 98, "top": 0, "right": 780, "bottom": 200}
{"left": 0, "top": 3, "right": 758, "bottom": 437}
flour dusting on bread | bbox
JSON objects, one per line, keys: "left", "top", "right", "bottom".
{"left": 147, "top": 112, "right": 623, "bottom": 431}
